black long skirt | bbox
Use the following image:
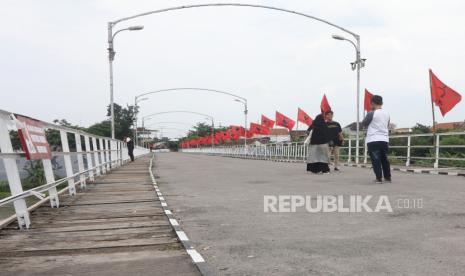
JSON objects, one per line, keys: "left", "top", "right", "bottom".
{"left": 307, "top": 162, "right": 330, "bottom": 173}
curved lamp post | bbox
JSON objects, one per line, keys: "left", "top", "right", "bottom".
{"left": 109, "top": 4, "right": 362, "bottom": 155}
{"left": 108, "top": 25, "right": 144, "bottom": 139}
{"left": 332, "top": 34, "right": 366, "bottom": 164}
{"left": 134, "top": 88, "right": 247, "bottom": 148}
{"left": 141, "top": 110, "right": 215, "bottom": 150}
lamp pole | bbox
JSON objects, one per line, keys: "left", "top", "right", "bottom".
{"left": 134, "top": 96, "right": 149, "bottom": 145}
{"left": 332, "top": 34, "right": 365, "bottom": 164}
{"left": 141, "top": 110, "right": 215, "bottom": 150}
{"left": 134, "top": 87, "right": 248, "bottom": 149}
{"left": 107, "top": 25, "right": 144, "bottom": 139}
{"left": 234, "top": 98, "right": 248, "bottom": 153}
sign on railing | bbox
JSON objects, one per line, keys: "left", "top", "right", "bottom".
{"left": 14, "top": 115, "right": 52, "bottom": 160}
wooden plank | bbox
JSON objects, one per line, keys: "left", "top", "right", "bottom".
{"left": 0, "top": 156, "right": 200, "bottom": 275}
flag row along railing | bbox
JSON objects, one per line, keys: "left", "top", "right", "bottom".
{"left": 0, "top": 109, "right": 151, "bottom": 230}
{"left": 180, "top": 69, "right": 462, "bottom": 149}
{"left": 180, "top": 131, "right": 465, "bottom": 169}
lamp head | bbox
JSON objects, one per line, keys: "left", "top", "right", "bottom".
{"left": 332, "top": 34, "right": 346, "bottom": 40}
{"left": 128, "top": 26, "right": 144, "bottom": 31}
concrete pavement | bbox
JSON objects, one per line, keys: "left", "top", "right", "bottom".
{"left": 154, "top": 152, "right": 465, "bottom": 276}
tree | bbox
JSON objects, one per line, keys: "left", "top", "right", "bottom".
{"left": 411, "top": 123, "right": 431, "bottom": 134}
{"left": 106, "top": 103, "right": 137, "bottom": 140}
{"left": 87, "top": 121, "right": 111, "bottom": 137}
{"left": 186, "top": 122, "right": 213, "bottom": 138}
{"left": 87, "top": 103, "right": 136, "bottom": 140}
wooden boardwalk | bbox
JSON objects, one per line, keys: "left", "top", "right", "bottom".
{"left": 0, "top": 156, "right": 200, "bottom": 276}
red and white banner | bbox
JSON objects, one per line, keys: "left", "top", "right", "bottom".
{"left": 15, "top": 115, "right": 52, "bottom": 160}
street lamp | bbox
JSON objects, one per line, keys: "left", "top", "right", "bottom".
{"left": 134, "top": 87, "right": 248, "bottom": 150}
{"left": 234, "top": 98, "right": 248, "bottom": 153}
{"left": 134, "top": 97, "right": 149, "bottom": 143}
{"left": 141, "top": 111, "right": 216, "bottom": 151}
{"left": 332, "top": 34, "right": 365, "bottom": 164}
{"left": 107, "top": 25, "right": 144, "bottom": 139}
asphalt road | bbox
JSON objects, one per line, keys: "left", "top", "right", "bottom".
{"left": 154, "top": 153, "right": 465, "bottom": 276}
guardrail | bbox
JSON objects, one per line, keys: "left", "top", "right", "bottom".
{"left": 180, "top": 131, "right": 465, "bottom": 168}
{"left": 0, "top": 109, "right": 150, "bottom": 229}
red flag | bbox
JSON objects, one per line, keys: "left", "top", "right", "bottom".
{"left": 430, "top": 69, "right": 462, "bottom": 116}
{"left": 223, "top": 130, "right": 231, "bottom": 140}
{"left": 364, "top": 89, "right": 374, "bottom": 112}
{"left": 320, "top": 94, "right": 332, "bottom": 113}
{"left": 297, "top": 108, "right": 313, "bottom": 126}
{"left": 261, "top": 115, "right": 275, "bottom": 128}
{"left": 215, "top": 131, "right": 224, "bottom": 142}
{"left": 230, "top": 125, "right": 245, "bottom": 136}
{"left": 275, "top": 111, "right": 295, "bottom": 130}
{"left": 245, "top": 129, "right": 254, "bottom": 138}
{"left": 250, "top": 122, "right": 270, "bottom": 135}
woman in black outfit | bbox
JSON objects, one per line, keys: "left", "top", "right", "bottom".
{"left": 306, "top": 113, "right": 331, "bottom": 173}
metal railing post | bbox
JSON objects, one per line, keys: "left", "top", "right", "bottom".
{"left": 347, "top": 138, "right": 352, "bottom": 164}
{"left": 112, "top": 141, "right": 117, "bottom": 166}
{"left": 105, "top": 140, "right": 111, "bottom": 171}
{"left": 84, "top": 135, "right": 95, "bottom": 181}
{"left": 0, "top": 116, "right": 31, "bottom": 229}
{"left": 92, "top": 137, "right": 102, "bottom": 176}
{"left": 117, "top": 141, "right": 122, "bottom": 166}
{"left": 42, "top": 159, "right": 59, "bottom": 208}
{"left": 406, "top": 136, "right": 411, "bottom": 167}
{"left": 363, "top": 139, "right": 368, "bottom": 164}
{"left": 287, "top": 144, "right": 290, "bottom": 160}
{"left": 99, "top": 138, "right": 107, "bottom": 174}
{"left": 59, "top": 130, "right": 76, "bottom": 196}
{"left": 434, "top": 133, "right": 440, "bottom": 169}
{"left": 74, "top": 133, "right": 86, "bottom": 189}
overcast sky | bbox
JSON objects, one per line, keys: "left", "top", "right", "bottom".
{"left": 1, "top": 0, "right": 464, "bottom": 138}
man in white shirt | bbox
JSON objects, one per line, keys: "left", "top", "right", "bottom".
{"left": 362, "top": 95, "right": 391, "bottom": 183}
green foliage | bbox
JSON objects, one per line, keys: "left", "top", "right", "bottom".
{"left": 411, "top": 123, "right": 431, "bottom": 134}
{"left": 186, "top": 122, "right": 213, "bottom": 138}
{"left": 23, "top": 161, "right": 46, "bottom": 186}
{"left": 105, "top": 103, "right": 137, "bottom": 140}
{"left": 9, "top": 130, "right": 21, "bottom": 151}
{"left": 87, "top": 120, "right": 111, "bottom": 137}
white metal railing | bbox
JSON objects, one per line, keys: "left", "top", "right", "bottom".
{"left": 180, "top": 131, "right": 465, "bottom": 168}
{"left": 0, "top": 109, "right": 150, "bottom": 229}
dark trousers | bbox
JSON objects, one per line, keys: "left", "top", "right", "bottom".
{"left": 367, "top": 141, "right": 391, "bottom": 180}
{"left": 128, "top": 149, "right": 134, "bottom": 161}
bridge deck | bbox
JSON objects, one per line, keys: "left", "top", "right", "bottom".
{"left": 0, "top": 156, "right": 200, "bottom": 276}
{"left": 154, "top": 153, "right": 465, "bottom": 275}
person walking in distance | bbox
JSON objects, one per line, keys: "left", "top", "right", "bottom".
{"left": 126, "top": 137, "right": 135, "bottom": 162}
{"left": 325, "top": 111, "right": 343, "bottom": 171}
{"left": 362, "top": 95, "right": 391, "bottom": 183}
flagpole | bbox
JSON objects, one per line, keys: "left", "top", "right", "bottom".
{"left": 429, "top": 70, "right": 438, "bottom": 168}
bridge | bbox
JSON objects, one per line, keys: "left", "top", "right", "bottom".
{"left": 1, "top": 108, "right": 465, "bottom": 275}
{"left": 2, "top": 2, "right": 465, "bottom": 275}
